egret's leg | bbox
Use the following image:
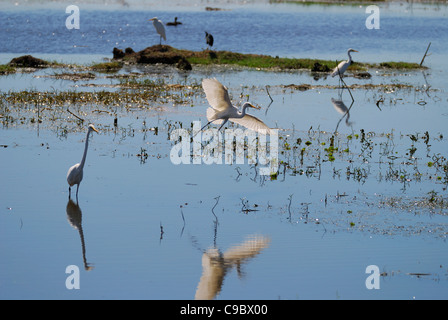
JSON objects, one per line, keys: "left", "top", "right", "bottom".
{"left": 193, "top": 120, "right": 215, "bottom": 138}
{"left": 69, "top": 186, "right": 71, "bottom": 199}
{"left": 200, "top": 121, "right": 213, "bottom": 131}
{"left": 218, "top": 119, "right": 228, "bottom": 131}
{"left": 76, "top": 184, "right": 80, "bottom": 200}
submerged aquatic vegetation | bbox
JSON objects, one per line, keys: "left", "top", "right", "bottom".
{"left": 271, "top": 128, "right": 448, "bottom": 192}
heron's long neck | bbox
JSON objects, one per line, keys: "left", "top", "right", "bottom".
{"left": 79, "top": 130, "right": 91, "bottom": 170}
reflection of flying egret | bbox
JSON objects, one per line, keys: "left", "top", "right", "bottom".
{"left": 67, "top": 124, "right": 99, "bottom": 199}
{"left": 195, "top": 235, "right": 270, "bottom": 300}
{"left": 331, "top": 48, "right": 358, "bottom": 84}
{"left": 201, "top": 78, "right": 271, "bottom": 134}
{"left": 205, "top": 31, "right": 214, "bottom": 49}
{"left": 66, "top": 199, "right": 94, "bottom": 271}
{"left": 166, "top": 17, "right": 182, "bottom": 26}
{"left": 149, "top": 17, "right": 166, "bottom": 45}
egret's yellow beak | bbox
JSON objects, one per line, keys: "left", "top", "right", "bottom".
{"left": 249, "top": 103, "right": 261, "bottom": 110}
{"left": 90, "top": 125, "right": 99, "bottom": 133}
{"left": 353, "top": 50, "right": 359, "bottom": 52}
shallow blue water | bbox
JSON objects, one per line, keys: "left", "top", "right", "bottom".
{"left": 1, "top": 3, "right": 448, "bottom": 65}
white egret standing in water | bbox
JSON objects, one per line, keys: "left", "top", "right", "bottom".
{"left": 67, "top": 124, "right": 99, "bottom": 199}
{"left": 201, "top": 78, "right": 271, "bottom": 134}
{"left": 149, "top": 17, "right": 166, "bottom": 45}
{"left": 331, "top": 48, "right": 358, "bottom": 85}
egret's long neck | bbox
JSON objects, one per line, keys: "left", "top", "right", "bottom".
{"left": 347, "top": 51, "right": 353, "bottom": 64}
{"left": 79, "top": 130, "right": 91, "bottom": 170}
{"left": 238, "top": 103, "right": 251, "bottom": 118}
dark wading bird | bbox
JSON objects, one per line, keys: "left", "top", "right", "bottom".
{"left": 201, "top": 78, "right": 271, "bottom": 134}
{"left": 67, "top": 124, "right": 99, "bottom": 200}
{"left": 205, "top": 31, "right": 214, "bottom": 49}
{"left": 149, "top": 17, "right": 166, "bottom": 45}
{"left": 166, "top": 17, "right": 182, "bottom": 26}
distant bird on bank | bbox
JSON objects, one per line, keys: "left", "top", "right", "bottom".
{"left": 149, "top": 17, "right": 166, "bottom": 45}
{"left": 205, "top": 31, "right": 214, "bottom": 49}
{"left": 201, "top": 78, "right": 271, "bottom": 134}
{"left": 331, "top": 48, "right": 358, "bottom": 79}
{"left": 166, "top": 17, "right": 182, "bottom": 26}
{"left": 67, "top": 124, "right": 99, "bottom": 200}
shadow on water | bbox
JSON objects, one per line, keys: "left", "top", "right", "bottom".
{"left": 195, "top": 234, "right": 270, "bottom": 300}
{"left": 66, "top": 199, "right": 94, "bottom": 271}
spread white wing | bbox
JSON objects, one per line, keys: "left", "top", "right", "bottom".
{"left": 202, "top": 78, "right": 233, "bottom": 112}
{"left": 230, "top": 115, "right": 271, "bottom": 135}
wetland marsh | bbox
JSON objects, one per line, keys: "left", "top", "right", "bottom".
{"left": 1, "top": 0, "right": 447, "bottom": 300}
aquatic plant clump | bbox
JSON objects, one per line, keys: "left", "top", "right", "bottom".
{"left": 274, "top": 129, "right": 448, "bottom": 192}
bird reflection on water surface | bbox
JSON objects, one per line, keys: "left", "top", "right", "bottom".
{"left": 66, "top": 199, "right": 94, "bottom": 271}
{"left": 195, "top": 234, "right": 270, "bottom": 300}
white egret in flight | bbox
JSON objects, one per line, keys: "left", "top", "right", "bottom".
{"left": 149, "top": 17, "right": 166, "bottom": 45}
{"left": 201, "top": 78, "right": 271, "bottom": 134}
{"left": 67, "top": 124, "right": 99, "bottom": 199}
{"left": 331, "top": 48, "right": 358, "bottom": 79}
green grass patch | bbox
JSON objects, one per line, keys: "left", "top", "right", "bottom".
{"left": 0, "top": 64, "right": 16, "bottom": 74}
{"left": 182, "top": 49, "right": 425, "bottom": 71}
{"left": 90, "top": 61, "right": 123, "bottom": 73}
{"left": 377, "top": 61, "right": 425, "bottom": 69}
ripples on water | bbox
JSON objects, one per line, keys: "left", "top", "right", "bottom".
{"left": 1, "top": 0, "right": 448, "bottom": 65}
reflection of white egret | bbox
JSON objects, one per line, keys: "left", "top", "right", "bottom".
{"left": 201, "top": 78, "right": 271, "bottom": 134}
{"left": 332, "top": 97, "right": 353, "bottom": 130}
{"left": 331, "top": 48, "right": 358, "bottom": 79}
{"left": 67, "top": 124, "right": 99, "bottom": 199}
{"left": 195, "top": 235, "right": 270, "bottom": 300}
{"left": 149, "top": 17, "right": 166, "bottom": 45}
{"left": 66, "top": 199, "right": 94, "bottom": 271}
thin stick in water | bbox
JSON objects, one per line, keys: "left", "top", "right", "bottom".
{"left": 420, "top": 42, "right": 431, "bottom": 67}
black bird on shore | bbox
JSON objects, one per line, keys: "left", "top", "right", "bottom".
{"left": 205, "top": 32, "right": 214, "bottom": 49}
